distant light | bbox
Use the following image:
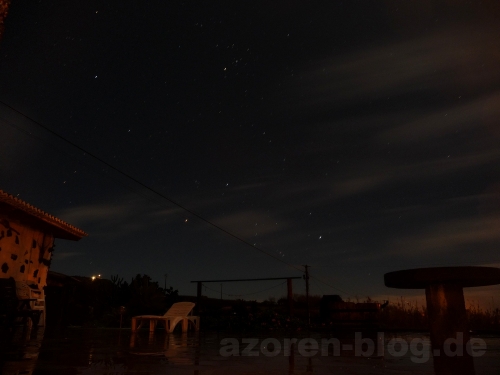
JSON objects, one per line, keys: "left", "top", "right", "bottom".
{"left": 98, "top": 274, "right": 101, "bottom": 278}
{"left": 91, "top": 276, "right": 96, "bottom": 281}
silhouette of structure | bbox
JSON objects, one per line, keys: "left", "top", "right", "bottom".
{"left": 0, "top": 0, "right": 10, "bottom": 41}
{"left": 0, "top": 190, "right": 86, "bottom": 326}
{"left": 385, "top": 266, "right": 500, "bottom": 375}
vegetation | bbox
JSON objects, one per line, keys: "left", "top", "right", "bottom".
{"left": 375, "top": 296, "right": 500, "bottom": 332}
{"left": 467, "top": 302, "right": 500, "bottom": 332}
{"left": 378, "top": 297, "right": 428, "bottom": 331}
{"left": 46, "top": 277, "right": 500, "bottom": 333}
{"left": 46, "top": 274, "right": 179, "bottom": 328}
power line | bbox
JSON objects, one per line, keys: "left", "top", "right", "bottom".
{"left": 309, "top": 274, "right": 326, "bottom": 296}
{"left": 309, "top": 274, "right": 354, "bottom": 297}
{"left": 0, "top": 114, "right": 169, "bottom": 208}
{"left": 1, "top": 102, "right": 363, "bottom": 298}
{"left": 0, "top": 100, "right": 304, "bottom": 273}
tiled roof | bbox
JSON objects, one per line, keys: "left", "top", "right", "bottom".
{"left": 0, "top": 189, "right": 87, "bottom": 240}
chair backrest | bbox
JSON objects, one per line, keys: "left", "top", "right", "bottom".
{"left": 164, "top": 302, "right": 195, "bottom": 317}
{"left": 15, "top": 280, "right": 32, "bottom": 299}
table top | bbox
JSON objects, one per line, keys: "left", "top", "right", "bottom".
{"left": 384, "top": 266, "right": 500, "bottom": 289}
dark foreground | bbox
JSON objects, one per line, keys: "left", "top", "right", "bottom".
{"left": 2, "top": 327, "right": 500, "bottom": 375}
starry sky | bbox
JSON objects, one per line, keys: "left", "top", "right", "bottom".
{"left": 1, "top": 0, "right": 500, "bottom": 306}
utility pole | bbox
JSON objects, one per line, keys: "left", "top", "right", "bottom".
{"left": 164, "top": 274, "right": 168, "bottom": 290}
{"left": 303, "top": 265, "right": 310, "bottom": 326}
{"left": 287, "top": 278, "right": 294, "bottom": 316}
{"left": 196, "top": 282, "right": 202, "bottom": 315}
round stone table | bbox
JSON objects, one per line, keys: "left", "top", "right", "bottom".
{"left": 385, "top": 266, "right": 500, "bottom": 348}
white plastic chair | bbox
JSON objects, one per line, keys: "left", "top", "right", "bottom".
{"left": 131, "top": 302, "right": 199, "bottom": 333}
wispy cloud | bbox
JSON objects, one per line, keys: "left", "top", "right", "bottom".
{"left": 276, "top": 25, "right": 500, "bottom": 203}
{"left": 211, "top": 209, "right": 288, "bottom": 239}
{"left": 390, "top": 214, "right": 500, "bottom": 256}
{"left": 328, "top": 148, "right": 500, "bottom": 198}
{"left": 299, "top": 28, "right": 500, "bottom": 106}
{"left": 59, "top": 203, "right": 131, "bottom": 224}
{"left": 379, "top": 92, "right": 500, "bottom": 143}
{"left": 56, "top": 194, "right": 185, "bottom": 237}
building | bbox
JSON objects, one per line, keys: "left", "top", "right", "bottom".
{"left": 0, "top": 189, "right": 86, "bottom": 306}
{"left": 0, "top": 0, "right": 11, "bottom": 41}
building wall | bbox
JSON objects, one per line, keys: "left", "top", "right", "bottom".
{"left": 0, "top": 0, "right": 11, "bottom": 41}
{"left": 0, "top": 214, "right": 55, "bottom": 290}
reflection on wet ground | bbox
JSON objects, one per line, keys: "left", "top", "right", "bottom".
{"left": 1, "top": 328, "right": 500, "bottom": 375}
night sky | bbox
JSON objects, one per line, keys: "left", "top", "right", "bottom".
{"left": 1, "top": 0, "right": 500, "bottom": 305}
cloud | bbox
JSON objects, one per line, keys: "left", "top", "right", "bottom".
{"left": 298, "top": 27, "right": 500, "bottom": 107}
{"left": 56, "top": 194, "right": 185, "bottom": 237}
{"left": 211, "top": 209, "right": 289, "bottom": 239}
{"left": 271, "top": 25, "right": 500, "bottom": 202}
{"left": 379, "top": 92, "right": 500, "bottom": 143}
{"left": 390, "top": 214, "right": 500, "bottom": 257}
{"left": 58, "top": 203, "right": 130, "bottom": 224}
{"left": 328, "top": 148, "right": 500, "bottom": 198}
{"left": 331, "top": 174, "right": 390, "bottom": 197}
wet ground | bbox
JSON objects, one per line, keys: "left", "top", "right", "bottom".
{"left": 1, "top": 327, "right": 500, "bottom": 375}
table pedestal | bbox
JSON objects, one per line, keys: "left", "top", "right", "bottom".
{"left": 425, "top": 283, "right": 469, "bottom": 348}
{"left": 384, "top": 267, "right": 500, "bottom": 375}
